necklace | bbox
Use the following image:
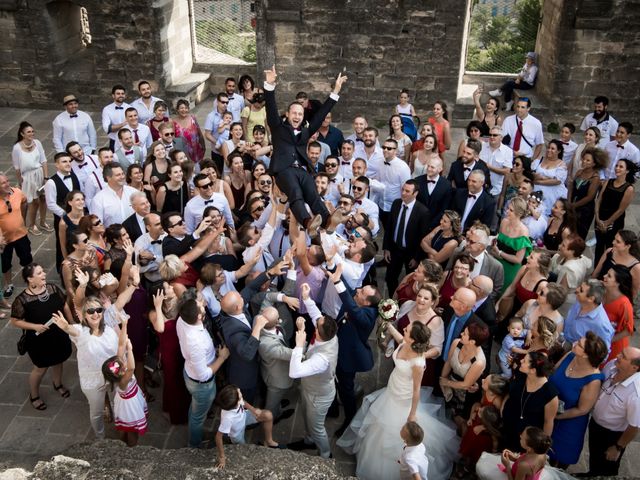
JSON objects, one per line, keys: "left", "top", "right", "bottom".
{"left": 520, "top": 388, "right": 532, "bottom": 420}
{"left": 27, "top": 285, "right": 49, "bottom": 302}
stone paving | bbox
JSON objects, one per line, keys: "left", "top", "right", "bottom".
{"left": 0, "top": 103, "right": 638, "bottom": 477}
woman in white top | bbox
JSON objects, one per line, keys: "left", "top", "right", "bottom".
{"left": 12, "top": 121, "right": 51, "bottom": 236}
{"left": 411, "top": 134, "right": 440, "bottom": 178}
{"left": 567, "top": 126, "right": 601, "bottom": 183}
{"left": 220, "top": 122, "right": 247, "bottom": 176}
{"left": 550, "top": 235, "right": 592, "bottom": 317}
{"left": 389, "top": 114, "right": 413, "bottom": 163}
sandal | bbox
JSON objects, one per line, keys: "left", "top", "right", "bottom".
{"left": 53, "top": 383, "right": 70, "bottom": 398}
{"left": 39, "top": 223, "right": 54, "bottom": 233}
{"left": 28, "top": 226, "right": 42, "bottom": 236}
{"left": 30, "top": 395, "right": 47, "bottom": 411}
{"left": 3, "top": 285, "right": 13, "bottom": 298}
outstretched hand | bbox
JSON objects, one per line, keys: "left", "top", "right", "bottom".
{"left": 265, "top": 65, "right": 277, "bottom": 85}
{"left": 333, "top": 71, "right": 348, "bottom": 94}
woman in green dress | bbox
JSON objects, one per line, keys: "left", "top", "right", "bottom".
{"left": 489, "top": 196, "right": 533, "bottom": 292}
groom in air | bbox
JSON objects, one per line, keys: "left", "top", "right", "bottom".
{"left": 263, "top": 65, "right": 347, "bottom": 231}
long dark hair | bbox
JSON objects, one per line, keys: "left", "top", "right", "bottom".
{"left": 617, "top": 158, "right": 638, "bottom": 184}
{"left": 16, "top": 121, "right": 33, "bottom": 144}
{"left": 556, "top": 198, "right": 577, "bottom": 236}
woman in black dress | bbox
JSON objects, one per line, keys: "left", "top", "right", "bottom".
{"left": 420, "top": 210, "right": 461, "bottom": 269}
{"left": 542, "top": 198, "right": 576, "bottom": 252}
{"left": 594, "top": 158, "right": 636, "bottom": 266}
{"left": 567, "top": 146, "right": 608, "bottom": 240}
{"left": 10, "top": 264, "right": 73, "bottom": 410}
{"left": 155, "top": 162, "right": 190, "bottom": 215}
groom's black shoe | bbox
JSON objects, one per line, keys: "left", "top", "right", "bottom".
{"left": 287, "top": 439, "right": 315, "bottom": 451}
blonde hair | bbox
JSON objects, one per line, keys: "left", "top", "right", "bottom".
{"left": 510, "top": 196, "right": 528, "bottom": 219}
{"left": 159, "top": 254, "right": 184, "bottom": 282}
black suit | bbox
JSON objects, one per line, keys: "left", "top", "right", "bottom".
{"left": 473, "top": 296, "right": 498, "bottom": 375}
{"left": 122, "top": 213, "right": 144, "bottom": 243}
{"left": 415, "top": 175, "right": 453, "bottom": 232}
{"left": 450, "top": 188, "right": 497, "bottom": 232}
{"left": 383, "top": 199, "right": 430, "bottom": 295}
{"left": 265, "top": 88, "right": 336, "bottom": 226}
{"left": 447, "top": 158, "right": 492, "bottom": 191}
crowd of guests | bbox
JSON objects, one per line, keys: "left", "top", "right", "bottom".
{"left": 3, "top": 65, "right": 640, "bottom": 479}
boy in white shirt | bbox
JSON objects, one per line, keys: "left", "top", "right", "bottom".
{"left": 398, "top": 421, "right": 429, "bottom": 480}
{"left": 215, "top": 384, "right": 282, "bottom": 469}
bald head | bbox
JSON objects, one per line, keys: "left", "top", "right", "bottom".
{"left": 261, "top": 306, "right": 280, "bottom": 329}
{"left": 221, "top": 291, "right": 243, "bottom": 315}
{"left": 450, "top": 287, "right": 476, "bottom": 316}
{"left": 472, "top": 275, "right": 493, "bottom": 299}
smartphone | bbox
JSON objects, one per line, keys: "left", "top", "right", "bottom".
{"left": 36, "top": 318, "right": 55, "bottom": 336}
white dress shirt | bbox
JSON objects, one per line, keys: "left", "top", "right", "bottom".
{"left": 378, "top": 157, "right": 411, "bottom": 211}
{"left": 338, "top": 156, "right": 354, "bottom": 180}
{"left": 176, "top": 318, "right": 215, "bottom": 382}
{"left": 469, "top": 251, "right": 485, "bottom": 278}
{"left": 242, "top": 223, "right": 276, "bottom": 274}
{"left": 326, "top": 173, "right": 344, "bottom": 206}
{"left": 480, "top": 143, "right": 514, "bottom": 195}
{"left": 502, "top": 113, "right": 544, "bottom": 158}
{"left": 71, "top": 155, "right": 100, "bottom": 188}
{"left": 89, "top": 184, "right": 137, "bottom": 227}
{"left": 461, "top": 191, "right": 480, "bottom": 228}
{"left": 101, "top": 102, "right": 131, "bottom": 141}
{"left": 580, "top": 112, "right": 619, "bottom": 147}
{"left": 52, "top": 110, "right": 97, "bottom": 154}
{"left": 226, "top": 93, "right": 245, "bottom": 123}
{"left": 131, "top": 96, "right": 163, "bottom": 124}
{"left": 354, "top": 196, "right": 380, "bottom": 236}
{"left": 83, "top": 168, "right": 106, "bottom": 210}
{"left": 184, "top": 192, "right": 234, "bottom": 233}
{"left": 560, "top": 139, "right": 578, "bottom": 166}
{"left": 134, "top": 232, "right": 166, "bottom": 282}
{"left": 115, "top": 123, "right": 153, "bottom": 156}
{"left": 592, "top": 360, "right": 640, "bottom": 432}
{"left": 289, "top": 298, "right": 330, "bottom": 379}
{"left": 399, "top": 443, "right": 430, "bottom": 480}
{"left": 604, "top": 139, "right": 640, "bottom": 179}
{"left": 44, "top": 171, "right": 74, "bottom": 218}
{"left": 360, "top": 146, "right": 385, "bottom": 178}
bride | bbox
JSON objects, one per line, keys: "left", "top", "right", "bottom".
{"left": 337, "top": 322, "right": 459, "bottom": 479}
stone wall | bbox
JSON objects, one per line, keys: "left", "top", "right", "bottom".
{"left": 536, "top": 0, "right": 640, "bottom": 126}
{"left": 256, "top": 0, "right": 468, "bottom": 126}
{"left": 157, "top": 0, "right": 194, "bottom": 88}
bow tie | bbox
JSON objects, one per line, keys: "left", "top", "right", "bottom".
{"left": 69, "top": 114, "right": 78, "bottom": 118}
{"left": 263, "top": 196, "right": 270, "bottom": 206}
{"left": 468, "top": 194, "right": 476, "bottom": 199}
{"left": 329, "top": 178, "right": 336, "bottom": 183}
{"left": 355, "top": 138, "right": 363, "bottom": 142}
{"left": 463, "top": 167, "right": 472, "bottom": 172}
{"left": 384, "top": 161, "right": 391, "bottom": 166}
{"left": 124, "top": 150, "right": 134, "bottom": 155}
{"left": 341, "top": 161, "right": 350, "bottom": 165}
{"left": 77, "top": 162, "right": 87, "bottom": 169}
{"left": 561, "top": 141, "right": 569, "bottom": 145}
{"left": 355, "top": 199, "right": 362, "bottom": 205}
{"left": 165, "top": 143, "right": 173, "bottom": 149}
{"left": 115, "top": 106, "right": 123, "bottom": 110}
{"left": 427, "top": 179, "right": 436, "bottom": 184}
{"left": 63, "top": 175, "right": 72, "bottom": 180}
{"left": 204, "top": 199, "right": 213, "bottom": 205}
{"left": 150, "top": 239, "right": 162, "bottom": 245}
{"left": 617, "top": 144, "right": 624, "bottom": 149}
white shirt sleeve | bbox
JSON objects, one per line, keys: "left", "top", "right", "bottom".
{"left": 44, "top": 179, "right": 65, "bottom": 218}
{"left": 303, "top": 297, "right": 322, "bottom": 324}
{"left": 289, "top": 346, "right": 330, "bottom": 378}
{"left": 87, "top": 115, "right": 97, "bottom": 150}
{"left": 101, "top": 107, "right": 111, "bottom": 134}
{"left": 52, "top": 116, "right": 64, "bottom": 152}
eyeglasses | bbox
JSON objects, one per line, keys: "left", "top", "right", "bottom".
{"left": 382, "top": 146, "right": 396, "bottom": 151}
{"left": 198, "top": 182, "right": 213, "bottom": 190}
{"left": 252, "top": 205, "right": 265, "bottom": 214}
{"left": 339, "top": 201, "right": 352, "bottom": 206}
{"left": 169, "top": 219, "right": 184, "bottom": 228}
{"left": 352, "top": 185, "right": 365, "bottom": 191}
{"left": 86, "top": 307, "right": 104, "bottom": 315}
{"left": 163, "top": 132, "right": 175, "bottom": 136}
{"left": 4, "top": 200, "right": 12, "bottom": 213}
{"left": 343, "top": 140, "right": 355, "bottom": 146}
{"left": 325, "top": 163, "right": 338, "bottom": 168}
{"left": 259, "top": 180, "right": 272, "bottom": 186}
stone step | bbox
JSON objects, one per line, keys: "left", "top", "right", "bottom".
{"left": 164, "top": 72, "right": 212, "bottom": 109}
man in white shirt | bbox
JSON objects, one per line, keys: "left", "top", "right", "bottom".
{"left": 377, "top": 138, "right": 411, "bottom": 230}
{"left": 584, "top": 347, "right": 640, "bottom": 477}
{"left": 223, "top": 77, "right": 245, "bottom": 122}
{"left": 114, "top": 108, "right": 152, "bottom": 156}
{"left": 344, "top": 158, "right": 384, "bottom": 206}
{"left": 204, "top": 92, "right": 230, "bottom": 170}
{"left": 237, "top": 193, "right": 281, "bottom": 275}
{"left": 480, "top": 126, "right": 513, "bottom": 198}
{"left": 580, "top": 95, "right": 619, "bottom": 148}
{"left": 603, "top": 122, "right": 640, "bottom": 179}
{"left": 288, "top": 297, "right": 339, "bottom": 459}
{"left": 501, "top": 98, "right": 544, "bottom": 160}
{"left": 176, "top": 290, "right": 230, "bottom": 448}
{"left": 130, "top": 80, "right": 163, "bottom": 124}
{"left": 83, "top": 148, "right": 114, "bottom": 210}
{"left": 89, "top": 162, "right": 137, "bottom": 227}
{"left": 337, "top": 139, "right": 356, "bottom": 180}
{"left": 66, "top": 141, "right": 100, "bottom": 188}
{"left": 323, "top": 156, "right": 344, "bottom": 206}
{"left": 52, "top": 94, "right": 97, "bottom": 154}
{"left": 360, "top": 127, "right": 384, "bottom": 177}
{"left": 101, "top": 84, "right": 130, "bottom": 151}
{"left": 184, "top": 173, "right": 234, "bottom": 234}
{"left": 114, "top": 129, "right": 144, "bottom": 170}
{"left": 134, "top": 212, "right": 165, "bottom": 287}
{"left": 350, "top": 176, "right": 380, "bottom": 236}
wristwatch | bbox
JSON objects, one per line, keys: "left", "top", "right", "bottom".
{"left": 614, "top": 443, "right": 624, "bottom": 452}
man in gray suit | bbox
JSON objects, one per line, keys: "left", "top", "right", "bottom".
{"left": 288, "top": 289, "right": 339, "bottom": 459}
{"left": 445, "top": 222, "right": 504, "bottom": 301}
{"left": 258, "top": 307, "right": 295, "bottom": 420}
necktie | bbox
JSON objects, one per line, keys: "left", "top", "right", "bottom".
{"left": 77, "top": 162, "right": 87, "bottom": 169}
{"left": 150, "top": 239, "right": 162, "bottom": 245}
{"left": 63, "top": 174, "right": 72, "bottom": 180}
{"left": 395, "top": 205, "right": 408, "bottom": 247}
{"left": 617, "top": 144, "right": 624, "bottom": 149}
{"left": 204, "top": 199, "right": 213, "bottom": 205}
{"left": 69, "top": 114, "right": 78, "bottom": 118}
{"left": 165, "top": 143, "right": 173, "bottom": 149}
{"left": 133, "top": 129, "right": 140, "bottom": 144}
{"left": 124, "top": 150, "right": 134, "bottom": 155}
{"left": 513, "top": 119, "right": 523, "bottom": 151}
{"left": 115, "top": 106, "right": 123, "bottom": 110}
{"left": 468, "top": 194, "right": 476, "bottom": 199}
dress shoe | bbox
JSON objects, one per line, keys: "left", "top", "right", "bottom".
{"left": 280, "top": 399, "right": 290, "bottom": 409}
{"left": 274, "top": 409, "right": 295, "bottom": 424}
{"left": 287, "top": 439, "right": 315, "bottom": 451}
{"left": 327, "top": 403, "right": 340, "bottom": 418}
{"left": 305, "top": 214, "right": 322, "bottom": 236}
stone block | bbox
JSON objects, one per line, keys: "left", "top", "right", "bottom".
{"left": 115, "top": 38, "right": 136, "bottom": 51}
{"left": 0, "top": 416, "right": 52, "bottom": 453}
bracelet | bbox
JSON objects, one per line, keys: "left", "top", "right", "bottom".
{"left": 497, "top": 250, "right": 502, "bottom": 258}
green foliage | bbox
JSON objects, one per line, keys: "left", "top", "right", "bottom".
{"left": 466, "top": 0, "right": 541, "bottom": 73}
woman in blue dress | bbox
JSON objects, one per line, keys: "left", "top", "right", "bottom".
{"left": 548, "top": 331, "right": 608, "bottom": 468}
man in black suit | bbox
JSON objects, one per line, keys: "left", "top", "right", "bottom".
{"left": 415, "top": 156, "right": 453, "bottom": 232}
{"left": 447, "top": 139, "right": 491, "bottom": 191}
{"left": 469, "top": 275, "right": 497, "bottom": 374}
{"left": 450, "top": 170, "right": 497, "bottom": 232}
{"left": 122, "top": 191, "right": 151, "bottom": 243}
{"left": 383, "top": 179, "right": 431, "bottom": 296}
{"left": 264, "top": 65, "right": 347, "bottom": 230}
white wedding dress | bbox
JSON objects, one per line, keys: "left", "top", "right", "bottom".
{"left": 337, "top": 343, "right": 459, "bottom": 480}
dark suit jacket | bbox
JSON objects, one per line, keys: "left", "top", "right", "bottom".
{"left": 265, "top": 88, "right": 337, "bottom": 174}
{"left": 383, "top": 199, "right": 430, "bottom": 260}
{"left": 335, "top": 283, "right": 378, "bottom": 373}
{"left": 167, "top": 136, "right": 187, "bottom": 153}
{"left": 220, "top": 272, "right": 269, "bottom": 390}
{"left": 447, "top": 158, "right": 492, "bottom": 191}
{"left": 122, "top": 213, "right": 144, "bottom": 243}
{"left": 450, "top": 188, "right": 497, "bottom": 232}
{"left": 415, "top": 175, "right": 453, "bottom": 231}
{"left": 474, "top": 297, "right": 497, "bottom": 328}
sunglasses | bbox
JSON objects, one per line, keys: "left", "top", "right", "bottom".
{"left": 219, "top": 100, "right": 229, "bottom": 104}
{"left": 325, "top": 163, "right": 338, "bottom": 168}
{"left": 352, "top": 185, "right": 365, "bottom": 191}
{"left": 198, "top": 182, "right": 213, "bottom": 189}
{"left": 80, "top": 237, "right": 89, "bottom": 244}
{"left": 86, "top": 307, "right": 104, "bottom": 315}
{"left": 163, "top": 132, "right": 175, "bottom": 136}
{"left": 169, "top": 219, "right": 185, "bottom": 228}
{"left": 489, "top": 134, "right": 501, "bottom": 137}
{"left": 252, "top": 205, "right": 265, "bottom": 214}
{"left": 92, "top": 220, "right": 102, "bottom": 227}
{"left": 382, "top": 146, "right": 396, "bottom": 151}
{"left": 351, "top": 230, "right": 363, "bottom": 239}
{"left": 339, "top": 201, "right": 351, "bottom": 206}
{"left": 4, "top": 200, "right": 11, "bottom": 213}
{"left": 259, "top": 180, "right": 272, "bottom": 186}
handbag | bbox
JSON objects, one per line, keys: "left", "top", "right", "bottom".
{"left": 17, "top": 330, "right": 27, "bottom": 355}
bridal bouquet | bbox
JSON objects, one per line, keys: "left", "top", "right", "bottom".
{"left": 378, "top": 299, "right": 399, "bottom": 320}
